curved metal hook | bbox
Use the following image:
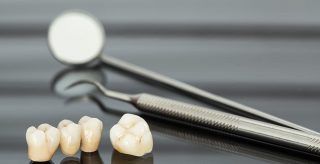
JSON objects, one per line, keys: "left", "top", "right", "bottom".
{"left": 66, "top": 80, "right": 133, "bottom": 102}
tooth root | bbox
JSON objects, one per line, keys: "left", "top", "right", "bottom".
{"left": 26, "top": 124, "right": 60, "bottom": 162}
{"left": 78, "top": 116, "right": 103, "bottom": 152}
{"left": 110, "top": 114, "right": 153, "bottom": 157}
{"left": 58, "top": 119, "right": 81, "bottom": 156}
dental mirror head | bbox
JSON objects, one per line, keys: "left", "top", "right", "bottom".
{"left": 48, "top": 10, "right": 105, "bottom": 65}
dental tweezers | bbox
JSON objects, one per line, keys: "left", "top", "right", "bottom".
{"left": 69, "top": 80, "right": 320, "bottom": 156}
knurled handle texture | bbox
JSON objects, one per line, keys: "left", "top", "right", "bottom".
{"left": 135, "top": 94, "right": 320, "bottom": 155}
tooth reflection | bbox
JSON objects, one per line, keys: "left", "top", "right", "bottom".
{"left": 60, "top": 157, "right": 80, "bottom": 164}
{"left": 60, "top": 151, "right": 102, "bottom": 164}
{"left": 112, "top": 150, "right": 154, "bottom": 164}
{"left": 30, "top": 161, "right": 54, "bottom": 164}
{"left": 80, "top": 151, "right": 103, "bottom": 164}
{"left": 58, "top": 149, "right": 154, "bottom": 164}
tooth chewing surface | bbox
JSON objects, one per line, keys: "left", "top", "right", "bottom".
{"left": 26, "top": 123, "right": 60, "bottom": 162}
{"left": 78, "top": 116, "right": 103, "bottom": 152}
{"left": 58, "top": 119, "right": 81, "bottom": 156}
{"left": 110, "top": 114, "right": 153, "bottom": 157}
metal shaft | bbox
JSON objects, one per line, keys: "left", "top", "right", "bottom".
{"left": 133, "top": 94, "right": 320, "bottom": 155}
{"left": 101, "top": 55, "right": 319, "bottom": 135}
{"left": 72, "top": 95, "right": 319, "bottom": 162}
{"left": 68, "top": 80, "right": 320, "bottom": 155}
{"left": 149, "top": 118, "right": 319, "bottom": 163}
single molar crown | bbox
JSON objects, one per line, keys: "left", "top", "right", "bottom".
{"left": 110, "top": 113, "right": 153, "bottom": 156}
{"left": 26, "top": 123, "right": 60, "bottom": 162}
{"left": 58, "top": 119, "right": 81, "bottom": 156}
{"left": 78, "top": 116, "right": 103, "bottom": 152}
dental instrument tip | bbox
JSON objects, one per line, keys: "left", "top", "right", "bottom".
{"left": 66, "top": 80, "right": 103, "bottom": 91}
{"left": 66, "top": 80, "right": 133, "bottom": 102}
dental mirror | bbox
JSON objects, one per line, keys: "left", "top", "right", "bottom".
{"left": 48, "top": 10, "right": 319, "bottom": 135}
{"left": 48, "top": 10, "right": 104, "bottom": 65}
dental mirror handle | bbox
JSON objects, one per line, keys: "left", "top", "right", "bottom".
{"left": 101, "top": 55, "right": 319, "bottom": 135}
{"left": 131, "top": 93, "right": 320, "bottom": 156}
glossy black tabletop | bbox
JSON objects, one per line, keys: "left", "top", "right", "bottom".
{"left": 2, "top": 0, "right": 320, "bottom": 163}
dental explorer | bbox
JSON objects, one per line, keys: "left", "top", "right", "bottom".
{"left": 68, "top": 80, "right": 320, "bottom": 156}
{"left": 48, "top": 10, "right": 318, "bottom": 135}
{"left": 70, "top": 95, "right": 319, "bottom": 162}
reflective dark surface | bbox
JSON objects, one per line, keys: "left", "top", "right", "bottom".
{"left": 2, "top": 1, "right": 320, "bottom": 163}
{"left": 2, "top": 60, "right": 320, "bottom": 163}
{"left": 60, "top": 151, "right": 104, "bottom": 164}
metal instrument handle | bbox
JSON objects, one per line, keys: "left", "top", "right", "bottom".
{"left": 134, "top": 94, "right": 320, "bottom": 155}
{"left": 101, "top": 55, "right": 319, "bottom": 135}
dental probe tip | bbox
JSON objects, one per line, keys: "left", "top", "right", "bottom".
{"left": 65, "top": 80, "right": 133, "bottom": 102}
{"left": 65, "top": 80, "right": 103, "bottom": 91}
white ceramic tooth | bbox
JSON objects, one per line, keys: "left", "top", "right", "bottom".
{"left": 26, "top": 123, "right": 60, "bottom": 162}
{"left": 78, "top": 116, "right": 103, "bottom": 152}
{"left": 58, "top": 119, "right": 81, "bottom": 156}
{"left": 110, "top": 114, "right": 153, "bottom": 157}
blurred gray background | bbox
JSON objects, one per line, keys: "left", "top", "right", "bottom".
{"left": 1, "top": 0, "right": 320, "bottom": 163}
{"left": 2, "top": 0, "right": 320, "bottom": 88}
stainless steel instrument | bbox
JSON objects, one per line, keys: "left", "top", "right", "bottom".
{"left": 70, "top": 95, "right": 319, "bottom": 162}
{"left": 68, "top": 80, "right": 320, "bottom": 156}
{"left": 48, "top": 10, "right": 318, "bottom": 135}
{"left": 101, "top": 56, "right": 320, "bottom": 135}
